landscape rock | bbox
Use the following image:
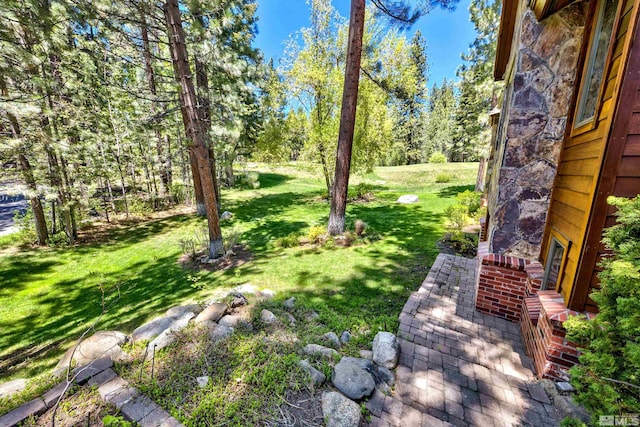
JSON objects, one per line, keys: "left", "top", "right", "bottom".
{"left": 132, "top": 313, "right": 192, "bottom": 343}
{"left": 298, "top": 359, "right": 326, "bottom": 387}
{"left": 305, "top": 311, "right": 319, "bottom": 321}
{"left": 324, "top": 332, "right": 341, "bottom": 348}
{"left": 322, "top": 391, "right": 361, "bottom": 427}
{"left": 340, "top": 331, "right": 352, "bottom": 344}
{"left": 218, "top": 315, "right": 243, "bottom": 328}
{"left": 284, "top": 313, "right": 297, "bottom": 325}
{"left": 260, "top": 309, "right": 277, "bottom": 324}
{"left": 359, "top": 350, "right": 373, "bottom": 360}
{"left": 230, "top": 293, "right": 248, "bottom": 308}
{"left": 146, "top": 312, "right": 194, "bottom": 354}
{"left": 165, "top": 304, "right": 201, "bottom": 317}
{"left": 303, "top": 344, "right": 339, "bottom": 360}
{"left": 372, "top": 332, "right": 399, "bottom": 369}
{"left": 258, "top": 289, "right": 275, "bottom": 298}
{"left": 196, "top": 376, "right": 210, "bottom": 388}
{"left": 235, "top": 283, "right": 257, "bottom": 295}
{"left": 220, "top": 211, "right": 233, "bottom": 220}
{"left": 55, "top": 331, "right": 128, "bottom": 373}
{"left": 194, "top": 303, "right": 228, "bottom": 324}
{"left": 331, "top": 357, "right": 376, "bottom": 400}
{"left": 0, "top": 378, "right": 28, "bottom": 399}
{"left": 283, "top": 297, "right": 296, "bottom": 308}
{"left": 396, "top": 194, "right": 419, "bottom": 204}
{"left": 209, "top": 324, "right": 234, "bottom": 342}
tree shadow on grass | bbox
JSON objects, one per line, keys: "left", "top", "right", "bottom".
{"left": 256, "top": 173, "right": 291, "bottom": 189}
{"left": 438, "top": 184, "right": 476, "bottom": 198}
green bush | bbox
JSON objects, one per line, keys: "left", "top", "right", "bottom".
{"left": 445, "top": 205, "right": 467, "bottom": 231}
{"left": 48, "top": 231, "right": 70, "bottom": 248}
{"left": 275, "top": 233, "right": 300, "bottom": 248}
{"left": 456, "top": 190, "right": 481, "bottom": 215}
{"left": 428, "top": 152, "right": 447, "bottom": 164}
{"left": 307, "top": 225, "right": 326, "bottom": 244}
{"left": 435, "top": 173, "right": 452, "bottom": 183}
{"left": 169, "top": 183, "right": 187, "bottom": 204}
{"left": 235, "top": 171, "right": 260, "bottom": 189}
{"left": 352, "top": 182, "right": 374, "bottom": 199}
{"left": 13, "top": 208, "right": 37, "bottom": 245}
{"left": 564, "top": 195, "right": 640, "bottom": 423}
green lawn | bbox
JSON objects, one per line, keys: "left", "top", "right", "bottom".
{"left": 0, "top": 162, "right": 478, "bottom": 386}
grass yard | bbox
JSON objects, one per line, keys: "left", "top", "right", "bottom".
{"left": 0, "top": 162, "right": 478, "bottom": 420}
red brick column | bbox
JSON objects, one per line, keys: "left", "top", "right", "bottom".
{"left": 475, "top": 248, "right": 529, "bottom": 322}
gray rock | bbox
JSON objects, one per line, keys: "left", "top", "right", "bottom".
{"left": 235, "top": 283, "right": 257, "bottom": 295}
{"left": 373, "top": 366, "right": 395, "bottom": 387}
{"left": 283, "top": 297, "right": 296, "bottom": 308}
{"left": 220, "top": 211, "right": 233, "bottom": 220}
{"left": 284, "top": 313, "right": 297, "bottom": 325}
{"left": 305, "top": 311, "right": 320, "bottom": 321}
{"left": 322, "top": 391, "right": 361, "bottom": 427}
{"left": 132, "top": 314, "right": 188, "bottom": 342}
{"left": 146, "top": 312, "right": 194, "bottom": 355}
{"left": 340, "top": 331, "right": 352, "bottom": 344}
{"left": 556, "top": 381, "right": 575, "bottom": 394}
{"left": 324, "top": 332, "right": 341, "bottom": 348}
{"left": 359, "top": 350, "right": 373, "bottom": 360}
{"left": 0, "top": 398, "right": 47, "bottom": 427}
{"left": 331, "top": 357, "right": 376, "bottom": 400}
{"left": 0, "top": 378, "right": 28, "bottom": 399}
{"left": 194, "top": 303, "right": 228, "bottom": 324}
{"left": 260, "top": 309, "right": 277, "bottom": 324}
{"left": 196, "top": 376, "right": 210, "bottom": 388}
{"left": 303, "top": 344, "right": 339, "bottom": 360}
{"left": 165, "top": 304, "right": 201, "bottom": 317}
{"left": 372, "top": 332, "right": 399, "bottom": 369}
{"left": 55, "top": 331, "right": 128, "bottom": 373}
{"left": 209, "top": 324, "right": 234, "bottom": 342}
{"left": 258, "top": 289, "right": 275, "bottom": 298}
{"left": 218, "top": 315, "right": 242, "bottom": 328}
{"left": 396, "top": 194, "right": 419, "bottom": 204}
{"left": 298, "top": 359, "right": 325, "bottom": 387}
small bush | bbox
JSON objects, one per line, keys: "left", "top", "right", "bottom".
{"left": 235, "top": 171, "right": 260, "bottom": 189}
{"left": 275, "top": 233, "right": 300, "bottom": 248}
{"left": 445, "top": 205, "right": 468, "bottom": 231}
{"left": 456, "top": 190, "right": 481, "bottom": 215}
{"left": 48, "top": 231, "right": 70, "bottom": 248}
{"left": 169, "top": 183, "right": 187, "bottom": 204}
{"left": 354, "top": 219, "right": 367, "bottom": 237}
{"left": 13, "top": 208, "right": 37, "bottom": 244}
{"left": 307, "top": 225, "right": 326, "bottom": 244}
{"left": 429, "top": 152, "right": 447, "bottom": 164}
{"left": 179, "top": 237, "right": 198, "bottom": 259}
{"left": 223, "top": 227, "right": 242, "bottom": 252}
{"left": 349, "top": 182, "right": 374, "bottom": 200}
{"left": 435, "top": 173, "right": 452, "bottom": 183}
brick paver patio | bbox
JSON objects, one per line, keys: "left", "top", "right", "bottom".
{"left": 366, "top": 254, "right": 560, "bottom": 426}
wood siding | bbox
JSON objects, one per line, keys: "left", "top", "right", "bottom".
{"left": 541, "top": 0, "right": 640, "bottom": 310}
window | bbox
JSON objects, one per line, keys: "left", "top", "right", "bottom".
{"left": 542, "top": 232, "right": 571, "bottom": 291}
{"left": 575, "top": 0, "right": 619, "bottom": 127}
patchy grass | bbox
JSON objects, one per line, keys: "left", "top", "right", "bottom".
{"left": 0, "top": 162, "right": 478, "bottom": 419}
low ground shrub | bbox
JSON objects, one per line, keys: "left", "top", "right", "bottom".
{"left": 429, "top": 152, "right": 447, "bottom": 164}
{"left": 435, "top": 173, "right": 452, "bottom": 183}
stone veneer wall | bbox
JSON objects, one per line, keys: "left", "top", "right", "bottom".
{"left": 486, "top": 1, "right": 587, "bottom": 259}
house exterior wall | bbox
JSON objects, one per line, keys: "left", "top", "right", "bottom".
{"left": 485, "top": 1, "right": 588, "bottom": 259}
{"left": 542, "top": 0, "right": 639, "bottom": 310}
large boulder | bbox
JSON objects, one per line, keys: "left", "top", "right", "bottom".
{"left": 132, "top": 311, "right": 196, "bottom": 343}
{"left": 372, "top": 332, "right": 399, "bottom": 369}
{"left": 165, "top": 304, "right": 201, "bottom": 317}
{"left": 55, "top": 331, "right": 127, "bottom": 373}
{"left": 194, "top": 303, "right": 228, "bottom": 324}
{"left": 397, "top": 195, "right": 419, "bottom": 204}
{"left": 146, "top": 312, "right": 194, "bottom": 355}
{"left": 331, "top": 357, "right": 375, "bottom": 400}
{"left": 322, "top": 391, "right": 361, "bottom": 427}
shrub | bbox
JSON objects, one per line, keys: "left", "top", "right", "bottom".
{"left": 428, "top": 152, "right": 447, "bottom": 164}
{"left": 223, "top": 227, "right": 242, "bottom": 252}
{"left": 48, "top": 231, "right": 70, "bottom": 248}
{"left": 435, "top": 173, "right": 451, "bottom": 183}
{"left": 354, "top": 219, "right": 367, "bottom": 237}
{"left": 352, "top": 182, "right": 374, "bottom": 200}
{"left": 169, "top": 183, "right": 187, "bottom": 204}
{"left": 307, "top": 225, "right": 326, "bottom": 244}
{"left": 456, "top": 190, "right": 481, "bottom": 215}
{"left": 235, "top": 171, "right": 260, "bottom": 189}
{"left": 13, "top": 208, "right": 37, "bottom": 244}
{"left": 275, "top": 233, "right": 300, "bottom": 248}
{"left": 564, "top": 195, "right": 640, "bottom": 422}
{"left": 445, "top": 205, "right": 467, "bottom": 231}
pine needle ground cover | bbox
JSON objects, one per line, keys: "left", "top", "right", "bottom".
{"left": 0, "top": 162, "right": 477, "bottom": 414}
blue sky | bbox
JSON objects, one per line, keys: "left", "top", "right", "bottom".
{"left": 252, "top": 0, "right": 476, "bottom": 86}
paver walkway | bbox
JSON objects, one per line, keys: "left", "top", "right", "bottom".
{"left": 367, "top": 254, "right": 559, "bottom": 427}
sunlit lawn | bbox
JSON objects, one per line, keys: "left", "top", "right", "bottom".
{"left": 0, "top": 162, "right": 478, "bottom": 384}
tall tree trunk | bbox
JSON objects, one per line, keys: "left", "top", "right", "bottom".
{"left": 141, "top": 16, "right": 171, "bottom": 196}
{"left": 164, "top": 0, "right": 223, "bottom": 258}
{"left": 195, "top": 58, "right": 221, "bottom": 207}
{"left": 328, "top": 0, "right": 365, "bottom": 235}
